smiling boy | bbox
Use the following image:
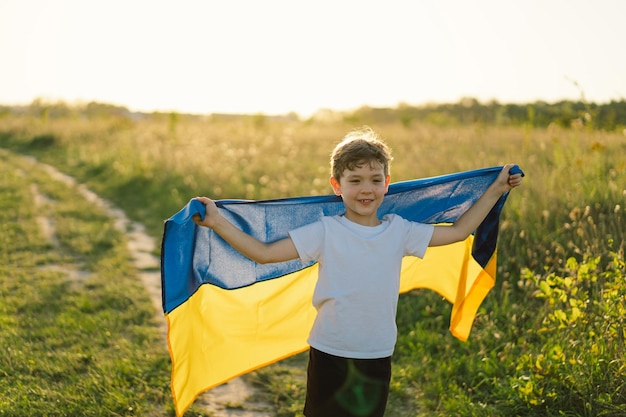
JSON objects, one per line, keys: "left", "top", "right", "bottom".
{"left": 193, "top": 126, "right": 523, "bottom": 417}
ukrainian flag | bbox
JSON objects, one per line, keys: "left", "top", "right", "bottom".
{"left": 161, "top": 165, "right": 522, "bottom": 416}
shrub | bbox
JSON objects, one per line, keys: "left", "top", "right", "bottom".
{"left": 512, "top": 248, "right": 626, "bottom": 415}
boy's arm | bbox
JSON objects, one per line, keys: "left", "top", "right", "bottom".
{"left": 192, "top": 196, "right": 300, "bottom": 264}
{"left": 429, "top": 164, "right": 523, "bottom": 247}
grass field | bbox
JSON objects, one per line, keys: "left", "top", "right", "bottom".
{"left": 1, "top": 112, "right": 624, "bottom": 416}
{"left": 0, "top": 149, "right": 173, "bottom": 416}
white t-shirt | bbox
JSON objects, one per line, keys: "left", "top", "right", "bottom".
{"left": 288, "top": 214, "right": 434, "bottom": 359}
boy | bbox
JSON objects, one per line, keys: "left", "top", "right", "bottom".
{"left": 193, "top": 127, "right": 523, "bottom": 417}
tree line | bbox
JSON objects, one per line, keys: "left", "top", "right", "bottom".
{"left": 2, "top": 97, "right": 626, "bottom": 131}
{"left": 345, "top": 98, "right": 626, "bottom": 131}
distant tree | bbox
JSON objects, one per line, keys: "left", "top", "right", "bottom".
{"left": 85, "top": 101, "right": 131, "bottom": 119}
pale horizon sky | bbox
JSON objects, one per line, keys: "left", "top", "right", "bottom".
{"left": 1, "top": 0, "right": 625, "bottom": 116}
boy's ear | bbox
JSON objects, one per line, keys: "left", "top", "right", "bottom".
{"left": 330, "top": 177, "right": 341, "bottom": 196}
{"left": 385, "top": 175, "right": 391, "bottom": 191}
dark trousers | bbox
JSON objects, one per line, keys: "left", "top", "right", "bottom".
{"left": 304, "top": 347, "right": 392, "bottom": 417}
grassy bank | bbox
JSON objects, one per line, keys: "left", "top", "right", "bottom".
{"left": 1, "top": 114, "right": 624, "bottom": 416}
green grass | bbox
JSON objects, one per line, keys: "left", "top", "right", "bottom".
{"left": 0, "top": 150, "right": 177, "bottom": 416}
{"left": 1, "top": 112, "right": 625, "bottom": 416}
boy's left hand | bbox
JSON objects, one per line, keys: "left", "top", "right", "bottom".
{"left": 497, "top": 164, "right": 524, "bottom": 193}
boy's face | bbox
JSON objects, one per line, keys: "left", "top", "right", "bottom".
{"left": 330, "top": 161, "right": 390, "bottom": 226}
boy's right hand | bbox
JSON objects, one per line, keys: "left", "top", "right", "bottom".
{"left": 192, "top": 197, "right": 220, "bottom": 228}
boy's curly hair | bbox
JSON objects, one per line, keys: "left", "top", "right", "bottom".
{"left": 330, "top": 126, "right": 393, "bottom": 180}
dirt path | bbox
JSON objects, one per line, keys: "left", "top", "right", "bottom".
{"left": 24, "top": 154, "right": 273, "bottom": 417}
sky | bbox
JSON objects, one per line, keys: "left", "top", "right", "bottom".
{"left": 1, "top": 0, "right": 625, "bottom": 117}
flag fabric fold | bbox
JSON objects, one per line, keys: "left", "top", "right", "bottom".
{"left": 161, "top": 165, "right": 522, "bottom": 416}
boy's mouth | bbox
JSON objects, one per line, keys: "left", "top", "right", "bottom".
{"left": 358, "top": 199, "right": 374, "bottom": 204}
